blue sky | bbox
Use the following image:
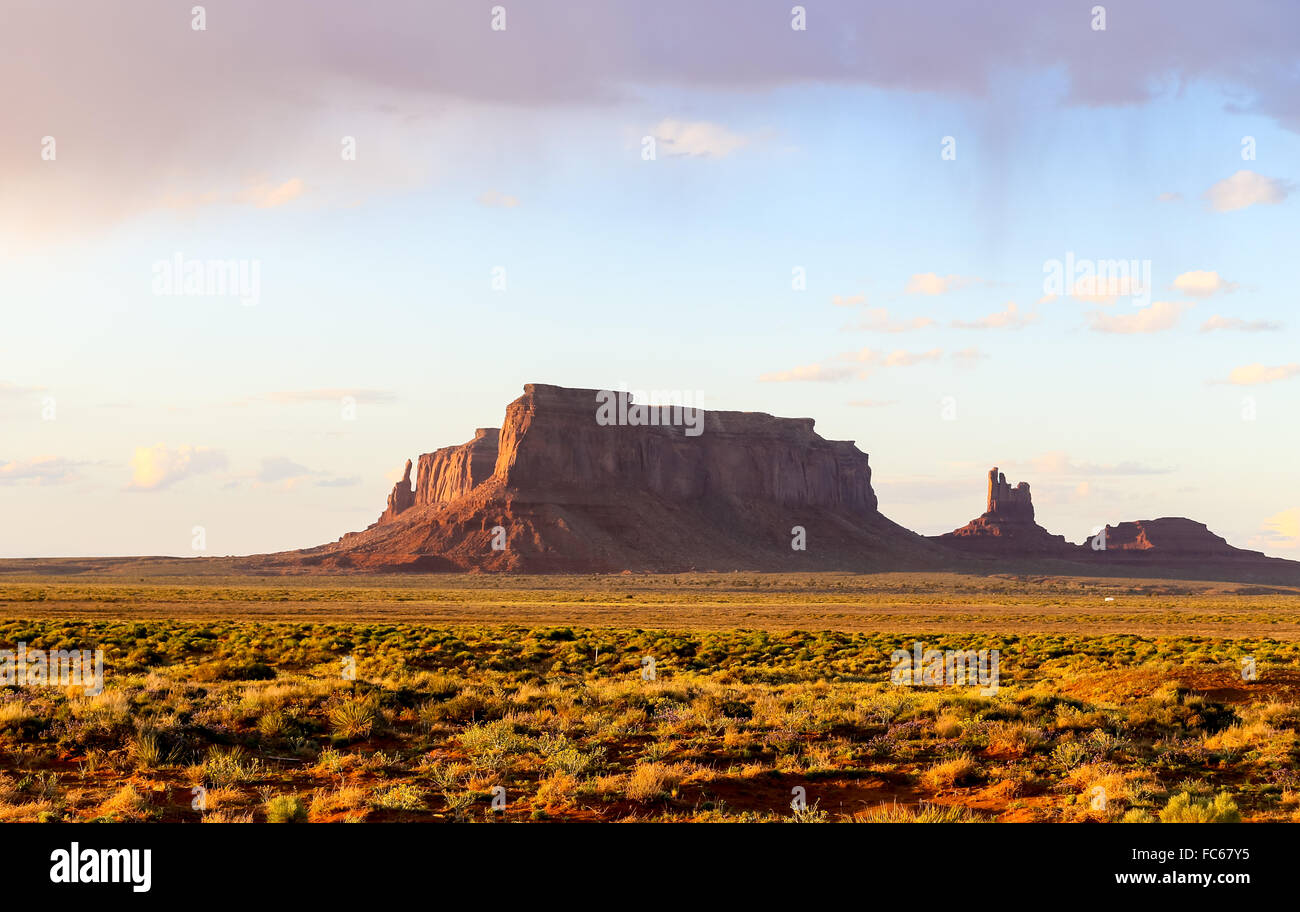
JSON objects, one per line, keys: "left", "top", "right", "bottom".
{"left": 2, "top": 1, "right": 1297, "bottom": 557}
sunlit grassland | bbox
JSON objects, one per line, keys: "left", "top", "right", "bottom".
{"left": 0, "top": 598, "right": 1297, "bottom": 822}
{"left": 2, "top": 571, "right": 1298, "bottom": 637}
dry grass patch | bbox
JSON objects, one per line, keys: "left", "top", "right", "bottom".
{"left": 534, "top": 771, "right": 579, "bottom": 809}
{"left": 203, "top": 809, "right": 254, "bottom": 823}
{"left": 309, "top": 784, "right": 370, "bottom": 820}
{"left": 626, "top": 761, "right": 697, "bottom": 801}
{"left": 98, "top": 783, "right": 150, "bottom": 821}
{"left": 921, "top": 753, "right": 979, "bottom": 790}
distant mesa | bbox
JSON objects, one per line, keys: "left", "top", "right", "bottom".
{"left": 1084, "top": 518, "right": 1268, "bottom": 561}
{"left": 933, "top": 466, "right": 1288, "bottom": 578}
{"left": 280, "top": 383, "right": 942, "bottom": 573}
{"left": 234, "top": 386, "right": 1296, "bottom": 583}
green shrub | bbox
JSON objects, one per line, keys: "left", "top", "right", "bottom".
{"left": 1121, "top": 809, "right": 1156, "bottom": 823}
{"left": 265, "top": 794, "right": 308, "bottom": 823}
{"left": 203, "top": 745, "right": 259, "bottom": 786}
{"left": 371, "top": 783, "right": 426, "bottom": 811}
{"left": 328, "top": 696, "right": 378, "bottom": 741}
{"left": 1158, "top": 791, "right": 1240, "bottom": 823}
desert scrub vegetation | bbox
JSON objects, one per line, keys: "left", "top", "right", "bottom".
{"left": 1158, "top": 791, "right": 1242, "bottom": 823}
{"left": 0, "top": 616, "right": 1296, "bottom": 821}
{"left": 264, "top": 794, "right": 309, "bottom": 823}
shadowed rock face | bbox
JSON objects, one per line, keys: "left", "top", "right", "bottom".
{"left": 377, "top": 459, "right": 415, "bottom": 524}
{"left": 931, "top": 470, "right": 1295, "bottom": 579}
{"left": 309, "top": 383, "right": 937, "bottom": 572}
{"left": 1085, "top": 518, "right": 1265, "bottom": 558}
{"left": 986, "top": 467, "right": 1034, "bottom": 523}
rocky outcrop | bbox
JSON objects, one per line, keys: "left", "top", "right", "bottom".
{"left": 255, "top": 388, "right": 1298, "bottom": 582}
{"left": 376, "top": 459, "right": 415, "bottom": 525}
{"left": 1083, "top": 518, "right": 1265, "bottom": 559}
{"left": 935, "top": 467, "right": 1074, "bottom": 556}
{"left": 986, "top": 468, "right": 1034, "bottom": 523}
{"left": 372, "top": 431, "right": 502, "bottom": 527}
{"left": 303, "top": 383, "right": 939, "bottom": 572}
{"left": 931, "top": 470, "right": 1296, "bottom": 581}
{"left": 415, "top": 428, "right": 500, "bottom": 507}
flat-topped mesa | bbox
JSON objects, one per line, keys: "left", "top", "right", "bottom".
{"left": 986, "top": 467, "right": 1034, "bottom": 522}
{"left": 337, "top": 382, "right": 924, "bottom": 572}
{"left": 1084, "top": 518, "right": 1266, "bottom": 559}
{"left": 492, "top": 384, "right": 877, "bottom": 512}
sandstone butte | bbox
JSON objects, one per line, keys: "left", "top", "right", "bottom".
{"left": 258, "top": 383, "right": 1300, "bottom": 583}
{"left": 935, "top": 467, "right": 1294, "bottom": 577}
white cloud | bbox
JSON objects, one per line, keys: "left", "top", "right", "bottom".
{"left": 1070, "top": 274, "right": 1147, "bottom": 305}
{"left": 163, "top": 177, "right": 307, "bottom": 212}
{"left": 832, "top": 294, "right": 866, "bottom": 308}
{"left": 1220, "top": 363, "right": 1300, "bottom": 386}
{"left": 0, "top": 457, "right": 84, "bottom": 486}
{"left": 759, "top": 364, "right": 855, "bottom": 383}
{"left": 0, "top": 382, "right": 47, "bottom": 397}
{"left": 257, "top": 456, "right": 311, "bottom": 484}
{"left": 1200, "top": 315, "right": 1282, "bottom": 332}
{"left": 847, "top": 307, "right": 935, "bottom": 332}
{"left": 128, "top": 445, "right": 227, "bottom": 491}
{"left": 1258, "top": 507, "right": 1300, "bottom": 551}
{"left": 840, "top": 347, "right": 943, "bottom": 367}
{"left": 233, "top": 177, "right": 305, "bottom": 209}
{"left": 1086, "top": 300, "right": 1189, "bottom": 334}
{"left": 883, "top": 348, "right": 942, "bottom": 367}
{"left": 952, "top": 301, "right": 1037, "bottom": 330}
{"left": 1172, "top": 270, "right": 1236, "bottom": 297}
{"left": 477, "top": 189, "right": 520, "bottom": 208}
{"left": 905, "top": 273, "right": 981, "bottom": 295}
{"left": 651, "top": 119, "right": 751, "bottom": 158}
{"left": 1204, "top": 170, "right": 1291, "bottom": 212}
{"left": 762, "top": 346, "right": 944, "bottom": 382}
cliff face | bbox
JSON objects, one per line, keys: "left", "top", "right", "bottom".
{"left": 416, "top": 428, "right": 500, "bottom": 507}
{"left": 372, "top": 429, "right": 500, "bottom": 527}
{"left": 315, "top": 383, "right": 935, "bottom": 572}
{"left": 493, "top": 384, "right": 877, "bottom": 511}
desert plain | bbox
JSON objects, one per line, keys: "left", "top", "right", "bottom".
{"left": 0, "top": 565, "right": 1296, "bottom": 823}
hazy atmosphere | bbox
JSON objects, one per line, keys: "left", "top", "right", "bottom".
{"left": 3, "top": 0, "right": 1297, "bottom": 558}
